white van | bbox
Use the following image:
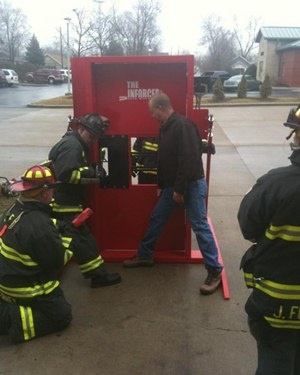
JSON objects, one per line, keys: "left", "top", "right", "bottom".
{"left": 2, "top": 69, "right": 19, "bottom": 86}
{"left": 60, "top": 69, "right": 72, "bottom": 82}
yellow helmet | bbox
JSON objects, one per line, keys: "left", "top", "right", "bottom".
{"left": 11, "top": 165, "right": 58, "bottom": 192}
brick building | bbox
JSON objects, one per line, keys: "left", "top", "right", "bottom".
{"left": 256, "top": 26, "right": 300, "bottom": 87}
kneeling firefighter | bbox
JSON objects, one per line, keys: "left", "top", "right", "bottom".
{"left": 48, "top": 113, "right": 121, "bottom": 288}
{"left": 0, "top": 165, "right": 73, "bottom": 343}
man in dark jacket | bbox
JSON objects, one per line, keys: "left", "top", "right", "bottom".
{"left": 124, "top": 93, "right": 223, "bottom": 295}
{"left": 0, "top": 165, "right": 73, "bottom": 343}
{"left": 49, "top": 113, "right": 121, "bottom": 288}
{"left": 238, "top": 104, "right": 300, "bottom": 374}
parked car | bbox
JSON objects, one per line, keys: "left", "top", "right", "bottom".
{"left": 0, "top": 69, "right": 7, "bottom": 87}
{"left": 223, "top": 74, "right": 261, "bottom": 92}
{"left": 25, "top": 69, "right": 65, "bottom": 84}
{"left": 2, "top": 69, "right": 19, "bottom": 86}
{"left": 60, "top": 69, "right": 72, "bottom": 82}
{"left": 196, "top": 71, "right": 231, "bottom": 92}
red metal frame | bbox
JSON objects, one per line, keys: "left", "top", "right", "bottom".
{"left": 71, "top": 55, "right": 230, "bottom": 299}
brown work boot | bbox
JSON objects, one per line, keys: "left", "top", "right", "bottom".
{"left": 199, "top": 268, "right": 222, "bottom": 295}
{"left": 123, "top": 256, "right": 154, "bottom": 268}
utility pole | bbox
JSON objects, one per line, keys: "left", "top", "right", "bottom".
{"left": 64, "top": 17, "right": 71, "bottom": 96}
{"left": 59, "top": 27, "right": 63, "bottom": 69}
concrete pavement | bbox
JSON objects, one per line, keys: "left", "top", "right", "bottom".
{"left": 0, "top": 105, "right": 294, "bottom": 374}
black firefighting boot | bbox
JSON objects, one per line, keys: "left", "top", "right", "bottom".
{"left": 0, "top": 299, "right": 11, "bottom": 335}
{"left": 90, "top": 264, "right": 122, "bottom": 288}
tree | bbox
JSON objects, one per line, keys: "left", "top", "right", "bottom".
{"left": 71, "top": 8, "right": 94, "bottom": 57}
{"left": 212, "top": 78, "right": 225, "bottom": 101}
{"left": 245, "top": 64, "right": 257, "bottom": 77}
{"left": 232, "top": 16, "right": 260, "bottom": 60}
{"left": 103, "top": 39, "right": 124, "bottom": 56}
{"left": 88, "top": 3, "right": 114, "bottom": 56}
{"left": 0, "top": 1, "right": 30, "bottom": 62}
{"left": 260, "top": 74, "right": 272, "bottom": 99}
{"left": 25, "top": 35, "right": 44, "bottom": 66}
{"left": 237, "top": 75, "right": 247, "bottom": 98}
{"left": 197, "top": 14, "right": 261, "bottom": 74}
{"left": 110, "top": 0, "right": 161, "bottom": 55}
{"left": 199, "top": 15, "right": 236, "bottom": 72}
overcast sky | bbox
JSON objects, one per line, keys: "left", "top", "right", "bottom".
{"left": 9, "top": 0, "right": 300, "bottom": 54}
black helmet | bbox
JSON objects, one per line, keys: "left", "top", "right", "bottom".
{"left": 78, "top": 113, "right": 109, "bottom": 137}
{"left": 283, "top": 104, "right": 300, "bottom": 130}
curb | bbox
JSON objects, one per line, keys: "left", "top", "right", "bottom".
{"left": 27, "top": 104, "right": 73, "bottom": 108}
{"left": 28, "top": 102, "right": 299, "bottom": 109}
{"left": 201, "top": 101, "right": 299, "bottom": 108}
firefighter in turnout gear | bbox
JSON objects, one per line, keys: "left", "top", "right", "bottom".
{"left": 0, "top": 165, "right": 73, "bottom": 343}
{"left": 48, "top": 113, "right": 121, "bottom": 288}
{"left": 238, "top": 104, "right": 300, "bottom": 374}
{"left": 131, "top": 137, "right": 215, "bottom": 185}
{"left": 132, "top": 137, "right": 158, "bottom": 184}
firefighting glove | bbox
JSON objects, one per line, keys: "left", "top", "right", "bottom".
{"left": 202, "top": 140, "right": 216, "bottom": 155}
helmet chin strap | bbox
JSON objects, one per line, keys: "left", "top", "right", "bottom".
{"left": 289, "top": 131, "right": 300, "bottom": 150}
{"left": 289, "top": 143, "right": 300, "bottom": 151}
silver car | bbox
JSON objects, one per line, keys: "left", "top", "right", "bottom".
{"left": 224, "top": 74, "right": 261, "bottom": 92}
{"left": 2, "top": 69, "right": 19, "bottom": 87}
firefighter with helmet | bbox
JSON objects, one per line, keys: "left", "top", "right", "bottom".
{"left": 238, "top": 104, "right": 300, "bottom": 373}
{"left": 132, "top": 137, "right": 159, "bottom": 184}
{"left": 48, "top": 112, "right": 121, "bottom": 288}
{"left": 0, "top": 165, "right": 73, "bottom": 343}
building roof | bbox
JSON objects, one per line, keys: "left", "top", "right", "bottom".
{"left": 255, "top": 26, "right": 300, "bottom": 42}
{"left": 277, "top": 40, "right": 300, "bottom": 52}
{"left": 44, "top": 53, "right": 67, "bottom": 68}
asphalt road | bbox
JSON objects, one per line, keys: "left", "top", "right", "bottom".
{"left": 0, "top": 83, "right": 69, "bottom": 107}
{"left": 0, "top": 84, "right": 299, "bottom": 109}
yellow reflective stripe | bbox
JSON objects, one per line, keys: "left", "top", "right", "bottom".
{"left": 64, "top": 249, "right": 73, "bottom": 265}
{"left": 79, "top": 255, "right": 104, "bottom": 274}
{"left": 0, "top": 238, "right": 38, "bottom": 267}
{"left": 0, "top": 280, "right": 59, "bottom": 299}
{"left": 79, "top": 166, "right": 89, "bottom": 173}
{"left": 244, "top": 272, "right": 255, "bottom": 287}
{"left": 61, "top": 236, "right": 72, "bottom": 249}
{"left": 50, "top": 221, "right": 73, "bottom": 264}
{"left": 265, "top": 316, "right": 300, "bottom": 329}
{"left": 70, "top": 170, "right": 80, "bottom": 184}
{"left": 266, "top": 224, "right": 300, "bottom": 241}
{"left": 143, "top": 171, "right": 157, "bottom": 175}
{"left": 244, "top": 273, "right": 300, "bottom": 300}
{"left": 20, "top": 305, "right": 35, "bottom": 341}
{"left": 256, "top": 280, "right": 300, "bottom": 300}
{"left": 144, "top": 142, "right": 158, "bottom": 152}
{"left": 69, "top": 165, "right": 90, "bottom": 184}
{"left": 51, "top": 202, "right": 82, "bottom": 213}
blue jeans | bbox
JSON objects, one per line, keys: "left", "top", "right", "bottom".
{"left": 137, "top": 178, "right": 223, "bottom": 271}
